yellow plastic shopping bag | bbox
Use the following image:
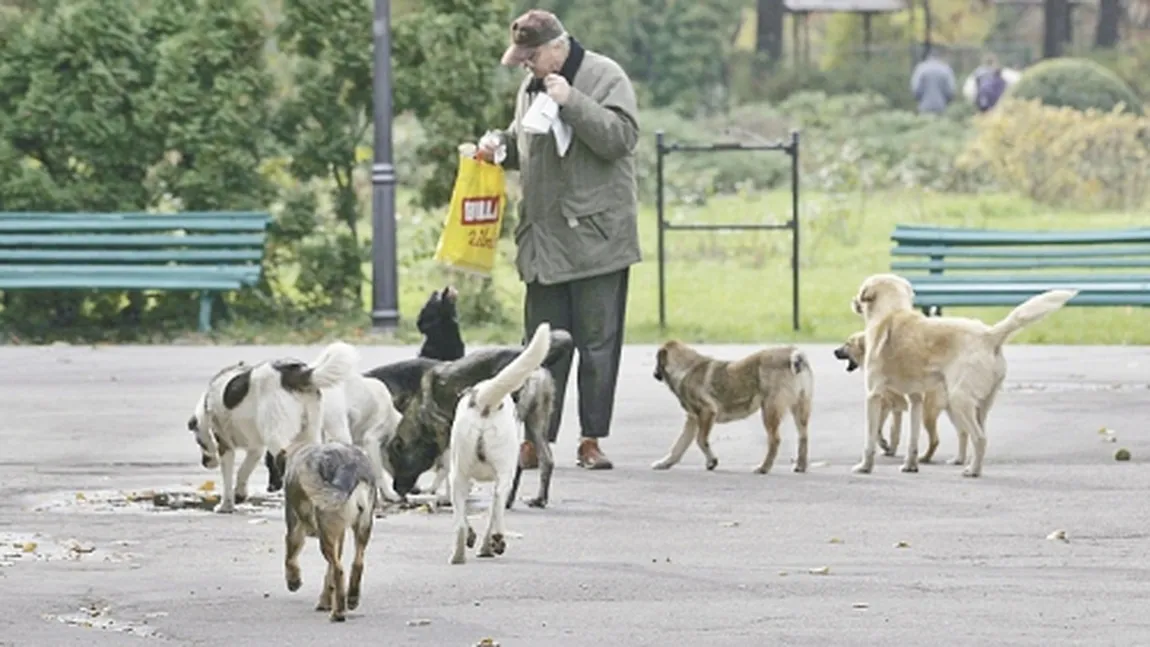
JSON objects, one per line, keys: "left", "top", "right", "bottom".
{"left": 433, "top": 154, "right": 506, "bottom": 276}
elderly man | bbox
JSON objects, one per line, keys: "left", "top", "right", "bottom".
{"left": 477, "top": 9, "right": 640, "bottom": 470}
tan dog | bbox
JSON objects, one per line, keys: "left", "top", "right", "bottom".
{"left": 833, "top": 331, "right": 946, "bottom": 462}
{"left": 850, "top": 273, "right": 1077, "bottom": 477}
{"left": 651, "top": 341, "right": 813, "bottom": 474}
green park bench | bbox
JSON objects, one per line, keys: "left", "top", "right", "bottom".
{"left": 890, "top": 224, "right": 1150, "bottom": 315}
{"left": 0, "top": 211, "right": 271, "bottom": 332}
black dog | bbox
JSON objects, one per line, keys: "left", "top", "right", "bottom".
{"left": 416, "top": 286, "right": 464, "bottom": 361}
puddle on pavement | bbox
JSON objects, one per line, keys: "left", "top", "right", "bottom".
{"left": 1005, "top": 381, "right": 1150, "bottom": 394}
{"left": 0, "top": 532, "right": 139, "bottom": 569}
{"left": 30, "top": 481, "right": 487, "bottom": 518}
{"left": 42, "top": 600, "right": 165, "bottom": 639}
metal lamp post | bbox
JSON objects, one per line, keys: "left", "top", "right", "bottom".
{"left": 370, "top": 0, "right": 400, "bottom": 330}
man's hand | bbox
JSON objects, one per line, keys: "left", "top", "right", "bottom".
{"left": 544, "top": 73, "right": 571, "bottom": 105}
{"left": 477, "top": 131, "right": 503, "bottom": 162}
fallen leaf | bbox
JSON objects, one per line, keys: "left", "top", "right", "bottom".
{"left": 22, "top": 542, "right": 37, "bottom": 553}
{"left": 808, "top": 566, "right": 830, "bottom": 575}
{"left": 198, "top": 481, "right": 216, "bottom": 493}
{"left": 406, "top": 618, "right": 432, "bottom": 627}
{"left": 248, "top": 518, "right": 268, "bottom": 525}
{"left": 895, "top": 541, "right": 910, "bottom": 549}
{"left": 1046, "top": 529, "right": 1068, "bottom": 542}
{"left": 720, "top": 521, "right": 740, "bottom": 528}
{"left": 828, "top": 537, "right": 844, "bottom": 544}
{"left": 853, "top": 602, "right": 870, "bottom": 609}
{"left": 75, "top": 493, "right": 87, "bottom": 501}
{"left": 475, "top": 639, "right": 500, "bottom": 647}
{"left": 777, "top": 570, "right": 789, "bottom": 576}
{"left": 809, "top": 461, "right": 830, "bottom": 468}
{"left": 1115, "top": 448, "right": 1132, "bottom": 461}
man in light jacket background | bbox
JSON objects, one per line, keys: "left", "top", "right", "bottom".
{"left": 911, "top": 50, "right": 957, "bottom": 115}
{"left": 477, "top": 9, "right": 641, "bottom": 471}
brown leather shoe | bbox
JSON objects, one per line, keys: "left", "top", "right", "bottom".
{"left": 519, "top": 441, "right": 539, "bottom": 470}
{"left": 577, "top": 438, "right": 613, "bottom": 470}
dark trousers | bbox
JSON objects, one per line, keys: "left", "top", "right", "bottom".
{"left": 524, "top": 268, "right": 629, "bottom": 442}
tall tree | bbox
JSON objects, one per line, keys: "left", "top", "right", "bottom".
{"left": 1094, "top": 0, "right": 1121, "bottom": 48}
{"left": 756, "top": 0, "right": 785, "bottom": 63}
{"left": 1043, "top": 0, "right": 1068, "bottom": 58}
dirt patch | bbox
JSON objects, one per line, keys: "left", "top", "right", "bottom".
{"left": 42, "top": 599, "right": 165, "bottom": 639}
{"left": 1005, "top": 381, "right": 1150, "bottom": 394}
{"left": 0, "top": 532, "right": 138, "bottom": 569}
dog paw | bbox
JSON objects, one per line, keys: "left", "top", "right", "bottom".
{"left": 949, "top": 457, "right": 965, "bottom": 466}
{"left": 234, "top": 491, "right": 248, "bottom": 504}
{"left": 900, "top": 463, "right": 919, "bottom": 473}
{"left": 407, "top": 485, "right": 423, "bottom": 496}
{"left": 851, "top": 462, "right": 873, "bottom": 474}
{"left": 650, "top": 459, "right": 673, "bottom": 470}
{"left": 466, "top": 527, "right": 477, "bottom": 548}
{"left": 504, "top": 497, "right": 515, "bottom": 511}
{"left": 315, "top": 600, "right": 332, "bottom": 612}
{"left": 477, "top": 544, "right": 495, "bottom": 558}
{"left": 286, "top": 577, "right": 301, "bottom": 593}
{"left": 882, "top": 449, "right": 897, "bottom": 458}
{"left": 449, "top": 551, "right": 466, "bottom": 565}
{"left": 526, "top": 497, "right": 547, "bottom": 509}
{"left": 918, "top": 456, "right": 933, "bottom": 464}
{"left": 705, "top": 458, "right": 719, "bottom": 471}
{"left": 329, "top": 611, "right": 346, "bottom": 623}
{"left": 491, "top": 533, "right": 506, "bottom": 555}
{"left": 347, "top": 594, "right": 360, "bottom": 611}
{"left": 961, "top": 468, "right": 980, "bottom": 478}
{"left": 753, "top": 466, "right": 770, "bottom": 474}
{"left": 214, "top": 502, "right": 236, "bottom": 514}
{"left": 792, "top": 462, "right": 807, "bottom": 474}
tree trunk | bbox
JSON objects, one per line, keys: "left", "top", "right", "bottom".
{"left": 1043, "top": 0, "right": 1067, "bottom": 58}
{"left": 921, "top": 0, "right": 933, "bottom": 56}
{"left": 1094, "top": 0, "right": 1121, "bottom": 48}
{"left": 756, "top": 0, "right": 785, "bottom": 63}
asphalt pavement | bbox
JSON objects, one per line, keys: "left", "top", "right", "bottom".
{"left": 1, "top": 341, "right": 1149, "bottom": 647}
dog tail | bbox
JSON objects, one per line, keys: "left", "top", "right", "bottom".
{"left": 789, "top": 348, "right": 814, "bottom": 398}
{"left": 473, "top": 322, "right": 552, "bottom": 412}
{"left": 985, "top": 289, "right": 1078, "bottom": 347}
{"left": 308, "top": 341, "right": 359, "bottom": 389}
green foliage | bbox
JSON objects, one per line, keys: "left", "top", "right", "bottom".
{"left": 1087, "top": 40, "right": 1150, "bottom": 105}
{"left": 958, "top": 98, "right": 1150, "bottom": 210}
{"left": 393, "top": 0, "right": 516, "bottom": 209}
{"left": 730, "top": 55, "right": 916, "bottom": 112}
{"left": 520, "top": 0, "right": 743, "bottom": 114}
{"left": 640, "top": 92, "right": 980, "bottom": 207}
{"left": 0, "top": 0, "right": 278, "bottom": 340}
{"left": 1008, "top": 57, "right": 1143, "bottom": 116}
{"left": 271, "top": 0, "right": 375, "bottom": 311}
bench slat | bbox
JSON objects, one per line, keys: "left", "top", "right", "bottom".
{"left": 0, "top": 218, "right": 270, "bottom": 233}
{"left": 913, "top": 293, "right": 1150, "bottom": 307}
{"left": 891, "top": 245, "right": 1150, "bottom": 259}
{"left": 0, "top": 249, "right": 264, "bottom": 263}
{"left": 0, "top": 277, "right": 244, "bottom": 290}
{"left": 0, "top": 264, "right": 259, "bottom": 277}
{"left": 907, "top": 274, "right": 1150, "bottom": 285}
{"left": 0, "top": 211, "right": 270, "bottom": 220}
{"left": 892, "top": 227, "right": 1150, "bottom": 246}
{"left": 894, "top": 259, "right": 1150, "bottom": 271}
{"left": 913, "top": 282, "right": 1150, "bottom": 293}
{"left": 0, "top": 234, "right": 266, "bottom": 248}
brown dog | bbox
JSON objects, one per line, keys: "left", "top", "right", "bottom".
{"left": 833, "top": 331, "right": 944, "bottom": 463}
{"left": 651, "top": 341, "right": 813, "bottom": 474}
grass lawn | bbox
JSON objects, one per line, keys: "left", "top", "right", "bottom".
{"left": 233, "top": 189, "right": 1149, "bottom": 346}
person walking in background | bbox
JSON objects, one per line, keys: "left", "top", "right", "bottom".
{"left": 911, "top": 50, "right": 957, "bottom": 115}
{"left": 475, "top": 9, "right": 641, "bottom": 470}
{"left": 972, "top": 54, "right": 1008, "bottom": 112}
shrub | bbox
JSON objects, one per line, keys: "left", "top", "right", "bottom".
{"left": 957, "top": 98, "right": 1150, "bottom": 210}
{"left": 1008, "top": 57, "right": 1143, "bottom": 116}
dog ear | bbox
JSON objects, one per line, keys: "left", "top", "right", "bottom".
{"left": 223, "top": 369, "right": 252, "bottom": 409}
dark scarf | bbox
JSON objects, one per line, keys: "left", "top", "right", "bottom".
{"left": 526, "top": 37, "right": 585, "bottom": 95}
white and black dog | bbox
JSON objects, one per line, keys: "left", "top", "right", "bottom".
{"left": 189, "top": 342, "right": 358, "bottom": 513}
{"left": 448, "top": 322, "right": 551, "bottom": 564}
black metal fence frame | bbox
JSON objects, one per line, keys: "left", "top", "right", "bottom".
{"left": 654, "top": 129, "right": 802, "bottom": 331}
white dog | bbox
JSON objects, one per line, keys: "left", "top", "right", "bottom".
{"left": 319, "top": 373, "right": 405, "bottom": 503}
{"left": 189, "top": 342, "right": 357, "bottom": 513}
{"left": 447, "top": 322, "right": 551, "bottom": 564}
